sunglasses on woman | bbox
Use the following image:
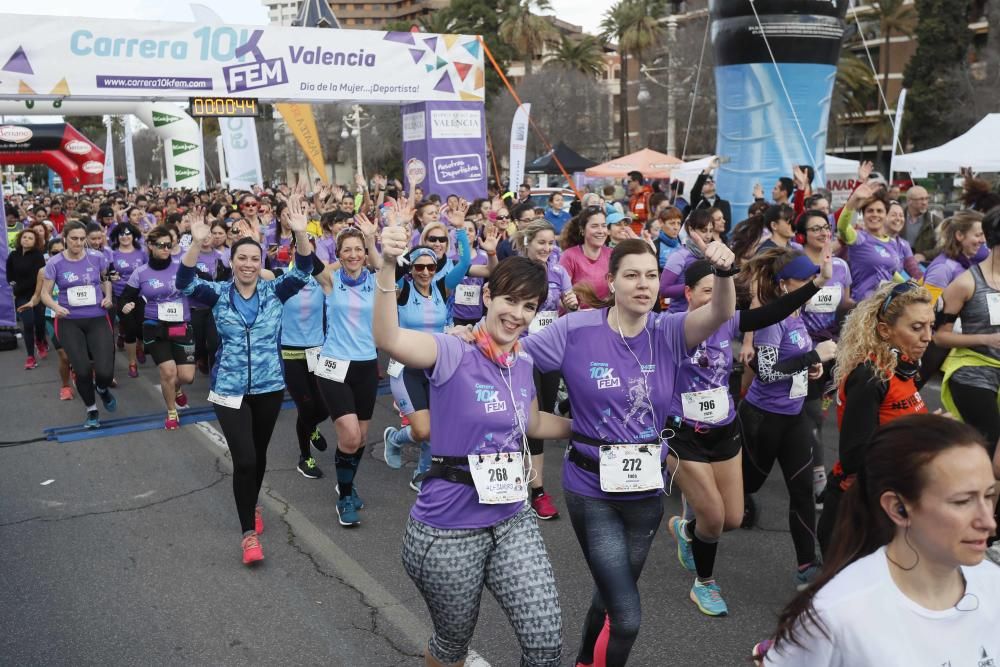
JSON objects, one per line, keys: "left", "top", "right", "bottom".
{"left": 411, "top": 264, "right": 436, "bottom": 273}
{"left": 879, "top": 281, "right": 919, "bottom": 316}
{"left": 426, "top": 235, "right": 448, "bottom": 243}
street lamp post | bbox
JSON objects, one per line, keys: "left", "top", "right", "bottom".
{"left": 638, "top": 17, "right": 682, "bottom": 157}
{"left": 341, "top": 104, "right": 375, "bottom": 180}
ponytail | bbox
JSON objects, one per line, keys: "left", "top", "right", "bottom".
{"left": 742, "top": 247, "right": 800, "bottom": 305}
{"left": 730, "top": 213, "right": 766, "bottom": 261}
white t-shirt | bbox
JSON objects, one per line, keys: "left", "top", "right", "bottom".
{"left": 766, "top": 547, "right": 1000, "bottom": 666}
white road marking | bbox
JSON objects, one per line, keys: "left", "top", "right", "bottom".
{"left": 40, "top": 479, "right": 55, "bottom": 486}
{"left": 135, "top": 360, "right": 492, "bottom": 665}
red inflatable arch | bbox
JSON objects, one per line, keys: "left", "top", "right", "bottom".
{"left": 0, "top": 122, "right": 104, "bottom": 191}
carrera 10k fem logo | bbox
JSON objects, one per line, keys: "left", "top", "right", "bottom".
{"left": 475, "top": 384, "right": 507, "bottom": 414}
{"left": 590, "top": 362, "right": 620, "bottom": 389}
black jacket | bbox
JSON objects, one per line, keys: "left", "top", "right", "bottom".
{"left": 685, "top": 173, "right": 733, "bottom": 235}
{"left": 5, "top": 249, "right": 45, "bottom": 300}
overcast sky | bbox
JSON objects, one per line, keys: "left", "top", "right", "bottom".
{"left": 4, "top": 0, "right": 603, "bottom": 34}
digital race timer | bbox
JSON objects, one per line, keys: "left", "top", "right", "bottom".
{"left": 188, "top": 97, "right": 259, "bottom": 118}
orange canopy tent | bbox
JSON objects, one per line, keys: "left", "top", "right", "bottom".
{"left": 584, "top": 148, "right": 682, "bottom": 179}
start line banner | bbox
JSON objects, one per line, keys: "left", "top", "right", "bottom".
{"left": 0, "top": 14, "right": 486, "bottom": 104}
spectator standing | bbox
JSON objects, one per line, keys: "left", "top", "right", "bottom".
{"left": 902, "top": 185, "right": 943, "bottom": 263}
{"left": 627, "top": 170, "right": 653, "bottom": 235}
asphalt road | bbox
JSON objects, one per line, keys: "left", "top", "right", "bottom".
{"left": 1, "top": 341, "right": 936, "bottom": 666}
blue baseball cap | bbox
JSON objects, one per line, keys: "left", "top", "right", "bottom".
{"left": 775, "top": 254, "right": 820, "bottom": 282}
{"left": 606, "top": 211, "right": 631, "bottom": 226}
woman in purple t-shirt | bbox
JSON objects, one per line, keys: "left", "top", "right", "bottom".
{"left": 738, "top": 249, "right": 838, "bottom": 590}
{"left": 837, "top": 183, "right": 903, "bottom": 301}
{"left": 119, "top": 225, "right": 196, "bottom": 431}
{"left": 109, "top": 222, "right": 147, "bottom": 378}
{"left": 375, "top": 224, "right": 572, "bottom": 667}
{"left": 40, "top": 220, "right": 118, "bottom": 429}
{"left": 523, "top": 239, "right": 737, "bottom": 666}
{"left": 658, "top": 209, "right": 718, "bottom": 313}
{"left": 922, "top": 210, "right": 986, "bottom": 303}
{"left": 664, "top": 253, "right": 833, "bottom": 617}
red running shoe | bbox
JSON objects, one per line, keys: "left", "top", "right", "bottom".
{"left": 531, "top": 492, "right": 560, "bottom": 520}
{"left": 59, "top": 386, "right": 73, "bottom": 401}
{"left": 164, "top": 412, "right": 180, "bottom": 430}
{"left": 593, "top": 615, "right": 610, "bottom": 667}
{"left": 24, "top": 356, "right": 36, "bottom": 370}
{"left": 241, "top": 533, "right": 264, "bottom": 565}
{"left": 36, "top": 341, "right": 49, "bottom": 360}
{"left": 255, "top": 505, "right": 264, "bottom": 535}
{"left": 175, "top": 390, "right": 188, "bottom": 408}
{"left": 128, "top": 363, "right": 139, "bottom": 378}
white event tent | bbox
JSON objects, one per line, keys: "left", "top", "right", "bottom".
{"left": 893, "top": 114, "right": 1000, "bottom": 177}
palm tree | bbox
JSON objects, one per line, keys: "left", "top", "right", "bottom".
{"left": 498, "top": 0, "right": 558, "bottom": 77}
{"left": 835, "top": 52, "right": 876, "bottom": 119}
{"left": 417, "top": 11, "right": 462, "bottom": 34}
{"left": 545, "top": 35, "right": 605, "bottom": 77}
{"left": 601, "top": 0, "right": 665, "bottom": 154}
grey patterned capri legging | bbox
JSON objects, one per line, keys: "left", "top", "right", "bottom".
{"left": 401, "top": 505, "right": 563, "bottom": 666}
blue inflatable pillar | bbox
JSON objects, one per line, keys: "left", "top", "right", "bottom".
{"left": 712, "top": 0, "right": 848, "bottom": 212}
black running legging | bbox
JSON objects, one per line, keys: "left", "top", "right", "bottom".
{"left": 14, "top": 296, "right": 46, "bottom": 357}
{"left": 949, "top": 381, "right": 1000, "bottom": 453}
{"left": 214, "top": 390, "right": 285, "bottom": 534}
{"left": 565, "top": 491, "right": 663, "bottom": 667}
{"left": 190, "top": 307, "right": 219, "bottom": 367}
{"left": 56, "top": 315, "right": 115, "bottom": 407}
{"left": 739, "top": 400, "right": 817, "bottom": 567}
{"left": 527, "top": 369, "right": 562, "bottom": 456}
{"left": 282, "top": 355, "right": 329, "bottom": 458}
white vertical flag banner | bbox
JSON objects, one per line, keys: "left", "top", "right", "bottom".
{"left": 102, "top": 116, "right": 115, "bottom": 190}
{"left": 123, "top": 118, "right": 137, "bottom": 189}
{"left": 216, "top": 135, "right": 228, "bottom": 186}
{"left": 219, "top": 117, "right": 263, "bottom": 189}
{"left": 508, "top": 103, "right": 531, "bottom": 190}
{"left": 889, "top": 88, "right": 907, "bottom": 177}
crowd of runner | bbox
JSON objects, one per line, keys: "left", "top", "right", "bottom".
{"left": 5, "top": 160, "right": 999, "bottom": 666}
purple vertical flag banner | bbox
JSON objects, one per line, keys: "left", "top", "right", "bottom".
{"left": 402, "top": 101, "right": 487, "bottom": 202}
{"left": 0, "top": 179, "right": 17, "bottom": 327}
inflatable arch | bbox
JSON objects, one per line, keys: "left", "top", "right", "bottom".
{"left": 0, "top": 122, "right": 104, "bottom": 190}
{"left": 0, "top": 100, "right": 204, "bottom": 188}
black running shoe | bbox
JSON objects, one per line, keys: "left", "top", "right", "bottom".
{"left": 297, "top": 456, "right": 323, "bottom": 479}
{"left": 309, "top": 428, "right": 328, "bottom": 452}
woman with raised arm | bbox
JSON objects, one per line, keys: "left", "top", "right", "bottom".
{"left": 375, "top": 222, "right": 570, "bottom": 667}
{"left": 310, "top": 213, "right": 384, "bottom": 527}
{"left": 522, "top": 236, "right": 736, "bottom": 666}
{"left": 837, "top": 182, "right": 905, "bottom": 301}
{"left": 382, "top": 204, "right": 474, "bottom": 492}
{"left": 176, "top": 198, "right": 314, "bottom": 566}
